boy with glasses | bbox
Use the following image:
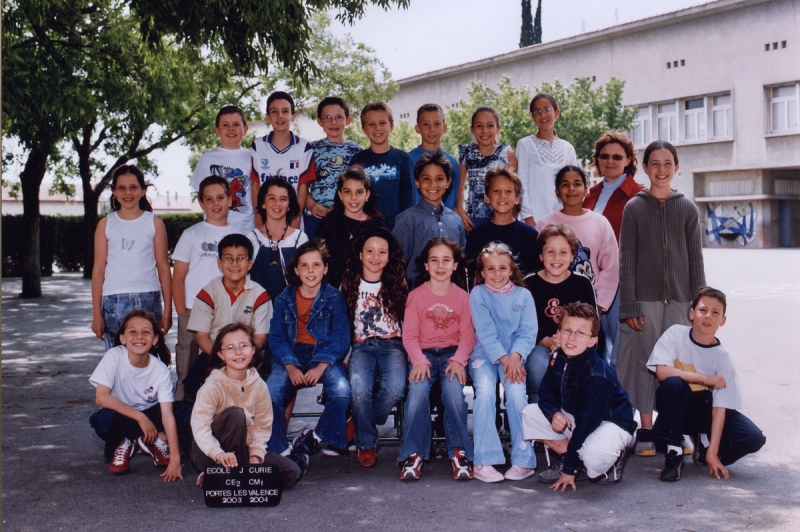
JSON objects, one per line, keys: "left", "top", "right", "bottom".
{"left": 522, "top": 302, "right": 637, "bottom": 491}
{"left": 184, "top": 234, "right": 272, "bottom": 400}
{"left": 306, "top": 97, "right": 363, "bottom": 237}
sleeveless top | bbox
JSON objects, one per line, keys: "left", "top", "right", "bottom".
{"left": 458, "top": 142, "right": 510, "bottom": 220}
{"left": 103, "top": 211, "right": 161, "bottom": 295}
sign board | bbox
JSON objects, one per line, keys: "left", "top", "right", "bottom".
{"left": 203, "top": 463, "right": 282, "bottom": 508}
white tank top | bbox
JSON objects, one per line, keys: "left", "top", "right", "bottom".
{"left": 102, "top": 211, "right": 161, "bottom": 295}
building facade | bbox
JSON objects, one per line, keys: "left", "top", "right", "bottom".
{"left": 389, "top": 0, "right": 800, "bottom": 247}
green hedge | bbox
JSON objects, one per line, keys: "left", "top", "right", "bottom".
{"left": 2, "top": 213, "right": 205, "bottom": 277}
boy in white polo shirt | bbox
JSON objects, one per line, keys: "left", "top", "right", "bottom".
{"left": 171, "top": 176, "right": 236, "bottom": 400}
{"left": 183, "top": 234, "right": 272, "bottom": 400}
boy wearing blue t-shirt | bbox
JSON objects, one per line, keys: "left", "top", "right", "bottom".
{"left": 349, "top": 102, "right": 414, "bottom": 229}
{"left": 408, "top": 104, "right": 459, "bottom": 210}
{"left": 306, "top": 97, "right": 363, "bottom": 237}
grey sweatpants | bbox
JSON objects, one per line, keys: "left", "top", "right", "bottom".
{"left": 616, "top": 300, "right": 691, "bottom": 415}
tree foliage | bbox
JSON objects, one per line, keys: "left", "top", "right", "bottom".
{"left": 130, "top": 0, "right": 409, "bottom": 82}
{"left": 533, "top": 0, "right": 543, "bottom": 45}
{"left": 441, "top": 76, "right": 637, "bottom": 165}
{"left": 520, "top": 0, "right": 535, "bottom": 48}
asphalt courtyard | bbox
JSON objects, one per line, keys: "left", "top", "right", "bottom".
{"left": 2, "top": 248, "right": 800, "bottom": 531}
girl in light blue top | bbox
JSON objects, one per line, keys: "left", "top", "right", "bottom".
{"left": 469, "top": 242, "right": 538, "bottom": 483}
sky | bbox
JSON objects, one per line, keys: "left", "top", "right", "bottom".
{"left": 22, "top": 0, "right": 707, "bottom": 200}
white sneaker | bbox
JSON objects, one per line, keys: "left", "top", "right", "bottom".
{"left": 682, "top": 434, "right": 694, "bottom": 455}
{"left": 504, "top": 465, "right": 536, "bottom": 480}
{"left": 473, "top": 464, "right": 504, "bottom": 483}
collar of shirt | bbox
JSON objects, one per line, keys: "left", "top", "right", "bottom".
{"left": 416, "top": 198, "right": 444, "bottom": 216}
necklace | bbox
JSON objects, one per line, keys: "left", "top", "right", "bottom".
{"left": 346, "top": 215, "right": 366, "bottom": 240}
{"left": 265, "top": 222, "right": 288, "bottom": 265}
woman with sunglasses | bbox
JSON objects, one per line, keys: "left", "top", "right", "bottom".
{"left": 516, "top": 93, "right": 578, "bottom": 227}
{"left": 583, "top": 132, "right": 644, "bottom": 368}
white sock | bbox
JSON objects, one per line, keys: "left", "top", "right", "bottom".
{"left": 700, "top": 434, "right": 710, "bottom": 448}
{"left": 281, "top": 447, "right": 292, "bottom": 457}
{"left": 312, "top": 431, "right": 323, "bottom": 443}
{"left": 667, "top": 445, "right": 682, "bottom": 455}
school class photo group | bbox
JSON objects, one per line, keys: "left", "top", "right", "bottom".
{"left": 89, "top": 89, "right": 766, "bottom": 495}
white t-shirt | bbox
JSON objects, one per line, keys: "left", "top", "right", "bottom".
{"left": 646, "top": 325, "right": 743, "bottom": 410}
{"left": 89, "top": 346, "right": 174, "bottom": 411}
{"left": 171, "top": 221, "right": 236, "bottom": 309}
{"left": 353, "top": 279, "right": 401, "bottom": 342}
{"left": 190, "top": 147, "right": 255, "bottom": 235}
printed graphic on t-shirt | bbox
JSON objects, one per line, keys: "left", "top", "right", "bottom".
{"left": 121, "top": 239, "right": 136, "bottom": 251}
{"left": 570, "top": 241, "right": 595, "bottom": 285}
{"left": 144, "top": 386, "right": 157, "bottom": 404}
{"left": 355, "top": 293, "right": 399, "bottom": 341}
{"left": 310, "top": 142, "right": 362, "bottom": 205}
{"left": 199, "top": 241, "right": 219, "bottom": 258}
{"left": 544, "top": 298, "right": 561, "bottom": 324}
{"left": 424, "top": 303, "right": 456, "bottom": 329}
{"left": 363, "top": 163, "right": 399, "bottom": 184}
{"left": 210, "top": 165, "right": 248, "bottom": 212}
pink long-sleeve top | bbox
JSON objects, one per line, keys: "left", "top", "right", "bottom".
{"left": 536, "top": 209, "right": 620, "bottom": 310}
{"left": 402, "top": 282, "right": 476, "bottom": 366}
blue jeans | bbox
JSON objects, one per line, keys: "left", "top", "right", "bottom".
{"left": 525, "top": 344, "right": 552, "bottom": 404}
{"left": 471, "top": 356, "right": 536, "bottom": 468}
{"left": 101, "top": 291, "right": 162, "bottom": 350}
{"left": 599, "top": 289, "right": 620, "bottom": 367}
{"left": 90, "top": 405, "right": 163, "bottom": 458}
{"left": 266, "top": 343, "right": 350, "bottom": 453}
{"left": 348, "top": 338, "right": 407, "bottom": 450}
{"left": 303, "top": 211, "right": 323, "bottom": 239}
{"left": 398, "top": 347, "right": 472, "bottom": 461}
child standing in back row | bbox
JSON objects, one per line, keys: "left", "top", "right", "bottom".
{"left": 91, "top": 165, "right": 172, "bottom": 349}
{"left": 190, "top": 105, "right": 255, "bottom": 234}
{"left": 306, "top": 97, "right": 363, "bottom": 238}
{"left": 408, "top": 104, "right": 460, "bottom": 209}
{"left": 469, "top": 243, "right": 537, "bottom": 483}
{"left": 617, "top": 141, "right": 706, "bottom": 457}
{"left": 349, "top": 102, "right": 414, "bottom": 229}
{"left": 250, "top": 91, "right": 316, "bottom": 229}
{"left": 516, "top": 93, "right": 578, "bottom": 226}
{"left": 456, "top": 106, "right": 517, "bottom": 231}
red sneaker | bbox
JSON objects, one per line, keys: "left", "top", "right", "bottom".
{"left": 138, "top": 436, "right": 170, "bottom": 467}
{"left": 357, "top": 448, "right": 377, "bottom": 468}
{"left": 109, "top": 438, "right": 135, "bottom": 474}
{"left": 451, "top": 449, "right": 473, "bottom": 480}
{"left": 400, "top": 453, "right": 423, "bottom": 480}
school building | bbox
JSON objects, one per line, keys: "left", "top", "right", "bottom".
{"left": 388, "top": 0, "right": 800, "bottom": 248}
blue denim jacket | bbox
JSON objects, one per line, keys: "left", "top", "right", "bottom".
{"left": 268, "top": 283, "right": 350, "bottom": 367}
{"left": 539, "top": 347, "right": 637, "bottom": 476}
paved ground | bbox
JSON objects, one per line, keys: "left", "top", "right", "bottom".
{"left": 3, "top": 248, "right": 800, "bottom": 531}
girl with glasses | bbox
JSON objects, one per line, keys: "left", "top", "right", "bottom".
{"left": 516, "top": 93, "right": 578, "bottom": 227}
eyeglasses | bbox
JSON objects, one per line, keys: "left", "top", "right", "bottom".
{"left": 532, "top": 107, "right": 554, "bottom": 116}
{"left": 597, "top": 154, "right": 626, "bottom": 161}
{"left": 560, "top": 328, "right": 592, "bottom": 339}
{"left": 321, "top": 115, "right": 346, "bottom": 123}
{"left": 221, "top": 256, "right": 251, "bottom": 265}
{"left": 221, "top": 343, "right": 255, "bottom": 356}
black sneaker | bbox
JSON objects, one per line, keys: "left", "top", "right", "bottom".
{"left": 593, "top": 448, "right": 630, "bottom": 485}
{"left": 660, "top": 450, "right": 684, "bottom": 481}
{"left": 292, "top": 428, "right": 325, "bottom": 456}
{"left": 691, "top": 434, "right": 708, "bottom": 465}
{"left": 288, "top": 451, "right": 310, "bottom": 475}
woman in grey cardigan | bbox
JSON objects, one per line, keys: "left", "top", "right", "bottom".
{"left": 616, "top": 141, "right": 706, "bottom": 457}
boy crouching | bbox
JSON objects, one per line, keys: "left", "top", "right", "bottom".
{"left": 522, "top": 302, "right": 637, "bottom": 491}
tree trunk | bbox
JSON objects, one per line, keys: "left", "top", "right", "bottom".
{"left": 82, "top": 189, "right": 100, "bottom": 279}
{"left": 19, "top": 146, "right": 50, "bottom": 298}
